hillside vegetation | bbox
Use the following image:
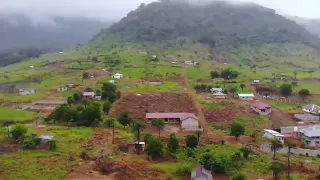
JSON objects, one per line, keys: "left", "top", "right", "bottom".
{"left": 95, "top": 0, "right": 320, "bottom": 50}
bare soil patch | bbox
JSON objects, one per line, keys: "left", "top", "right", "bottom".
{"left": 0, "top": 144, "right": 20, "bottom": 155}
{"left": 113, "top": 93, "right": 197, "bottom": 119}
{"left": 84, "top": 129, "right": 111, "bottom": 149}
{"left": 204, "top": 108, "right": 238, "bottom": 123}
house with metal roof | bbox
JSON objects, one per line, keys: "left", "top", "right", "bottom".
{"left": 191, "top": 166, "right": 213, "bottom": 180}
{"left": 210, "top": 87, "right": 223, "bottom": 93}
{"left": 146, "top": 112, "right": 199, "bottom": 131}
{"left": 263, "top": 129, "right": 284, "bottom": 143}
{"left": 302, "top": 104, "right": 320, "bottom": 115}
{"left": 300, "top": 125, "right": 320, "bottom": 147}
{"left": 250, "top": 101, "right": 272, "bottom": 115}
{"left": 212, "top": 92, "right": 227, "bottom": 99}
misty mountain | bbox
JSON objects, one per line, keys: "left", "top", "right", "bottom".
{"left": 95, "top": 0, "right": 320, "bottom": 49}
{"left": 0, "top": 14, "right": 111, "bottom": 51}
{"left": 290, "top": 16, "right": 320, "bottom": 37}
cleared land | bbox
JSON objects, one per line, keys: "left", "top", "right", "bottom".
{"left": 0, "top": 107, "right": 37, "bottom": 124}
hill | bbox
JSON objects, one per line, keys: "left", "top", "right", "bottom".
{"left": 0, "top": 14, "right": 111, "bottom": 51}
{"left": 0, "top": 14, "right": 111, "bottom": 66}
{"left": 290, "top": 16, "right": 320, "bottom": 37}
{"left": 94, "top": 0, "right": 320, "bottom": 50}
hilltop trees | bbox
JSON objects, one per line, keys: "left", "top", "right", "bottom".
{"left": 102, "top": 101, "right": 111, "bottom": 114}
{"left": 210, "top": 71, "right": 220, "bottom": 79}
{"left": 210, "top": 69, "right": 240, "bottom": 80}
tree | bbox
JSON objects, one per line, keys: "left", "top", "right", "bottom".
{"left": 73, "top": 93, "right": 81, "bottom": 101}
{"left": 231, "top": 173, "right": 247, "bottom": 180}
{"left": 230, "top": 121, "right": 245, "bottom": 140}
{"left": 229, "top": 87, "right": 238, "bottom": 98}
{"left": 105, "top": 119, "right": 116, "bottom": 144}
{"left": 2, "top": 120, "right": 14, "bottom": 137}
{"left": 308, "top": 70, "right": 314, "bottom": 77}
{"left": 11, "top": 124, "right": 28, "bottom": 142}
{"left": 143, "top": 133, "right": 153, "bottom": 144}
{"left": 82, "top": 72, "right": 89, "bottom": 79}
{"left": 67, "top": 96, "right": 74, "bottom": 104}
{"left": 151, "top": 119, "right": 165, "bottom": 138}
{"left": 118, "top": 112, "right": 132, "bottom": 129}
{"left": 298, "top": 89, "right": 310, "bottom": 102}
{"left": 285, "top": 141, "right": 296, "bottom": 178}
{"left": 270, "top": 139, "right": 283, "bottom": 159}
{"left": 240, "top": 146, "right": 252, "bottom": 159}
{"left": 270, "top": 162, "right": 284, "bottom": 180}
{"left": 102, "top": 101, "right": 111, "bottom": 114}
{"left": 186, "top": 134, "right": 198, "bottom": 148}
{"left": 240, "top": 83, "right": 246, "bottom": 91}
{"left": 196, "top": 130, "right": 202, "bottom": 142}
{"left": 146, "top": 137, "right": 164, "bottom": 159}
{"left": 133, "top": 122, "right": 146, "bottom": 154}
{"left": 167, "top": 133, "right": 180, "bottom": 153}
{"left": 293, "top": 71, "right": 297, "bottom": 80}
{"left": 280, "top": 84, "right": 292, "bottom": 97}
{"left": 210, "top": 71, "right": 220, "bottom": 79}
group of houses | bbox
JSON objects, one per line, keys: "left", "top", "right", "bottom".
{"left": 18, "top": 88, "right": 37, "bottom": 96}
{"left": 82, "top": 92, "right": 101, "bottom": 100}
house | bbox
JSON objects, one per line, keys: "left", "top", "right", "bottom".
{"left": 184, "top": 61, "right": 197, "bottom": 66}
{"left": 213, "top": 92, "right": 227, "bottom": 99}
{"left": 250, "top": 101, "right": 272, "bottom": 115}
{"left": 253, "top": 80, "right": 260, "bottom": 84}
{"left": 263, "top": 129, "right": 284, "bottom": 143}
{"left": 299, "top": 125, "right": 320, "bottom": 147}
{"left": 139, "top": 51, "right": 147, "bottom": 55}
{"left": 302, "top": 104, "right": 320, "bottom": 115}
{"left": 102, "top": 69, "right": 108, "bottom": 72}
{"left": 82, "top": 92, "right": 95, "bottom": 99}
{"left": 210, "top": 88, "right": 223, "bottom": 93}
{"left": 191, "top": 166, "right": 213, "bottom": 180}
{"left": 127, "top": 142, "right": 146, "bottom": 153}
{"left": 146, "top": 113, "right": 200, "bottom": 131}
{"left": 171, "top": 61, "right": 178, "bottom": 64}
{"left": 57, "top": 87, "right": 68, "bottom": 92}
{"left": 113, "top": 73, "right": 123, "bottom": 79}
{"left": 95, "top": 96, "right": 102, "bottom": 100}
{"left": 67, "top": 84, "right": 76, "bottom": 88}
{"left": 59, "top": 51, "right": 64, "bottom": 54}
{"left": 109, "top": 80, "right": 116, "bottom": 84}
{"left": 148, "top": 82, "right": 163, "bottom": 86}
{"left": 40, "top": 135, "right": 54, "bottom": 144}
{"left": 29, "top": 66, "right": 34, "bottom": 68}
{"left": 238, "top": 93, "right": 254, "bottom": 101}
{"left": 18, "top": 89, "right": 37, "bottom": 96}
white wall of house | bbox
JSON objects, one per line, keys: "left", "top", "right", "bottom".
{"left": 239, "top": 96, "right": 254, "bottom": 101}
{"left": 181, "top": 118, "right": 199, "bottom": 131}
{"left": 250, "top": 105, "right": 271, "bottom": 115}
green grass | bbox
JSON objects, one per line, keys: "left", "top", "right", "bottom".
{"left": 0, "top": 107, "right": 37, "bottom": 124}
{"left": 151, "top": 162, "right": 197, "bottom": 174}
{"left": 0, "top": 126, "right": 94, "bottom": 180}
{"left": 268, "top": 101, "right": 302, "bottom": 112}
{"left": 200, "top": 101, "right": 224, "bottom": 109}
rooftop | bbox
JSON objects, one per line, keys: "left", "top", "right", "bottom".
{"left": 191, "top": 167, "right": 213, "bottom": 180}
{"left": 238, "top": 93, "right": 255, "bottom": 97}
{"left": 251, "top": 101, "right": 271, "bottom": 109}
{"left": 146, "top": 112, "right": 198, "bottom": 121}
{"left": 82, "top": 92, "right": 95, "bottom": 96}
{"left": 302, "top": 104, "right": 320, "bottom": 113}
{"left": 213, "top": 92, "right": 226, "bottom": 96}
{"left": 264, "top": 129, "right": 284, "bottom": 137}
{"left": 299, "top": 125, "right": 320, "bottom": 137}
{"left": 114, "top": 73, "right": 123, "bottom": 76}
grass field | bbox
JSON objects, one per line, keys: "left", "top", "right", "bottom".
{"left": 0, "top": 107, "right": 37, "bottom": 125}
{"left": 0, "top": 126, "right": 93, "bottom": 180}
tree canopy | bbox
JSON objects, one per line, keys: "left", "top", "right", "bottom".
{"left": 230, "top": 121, "right": 245, "bottom": 139}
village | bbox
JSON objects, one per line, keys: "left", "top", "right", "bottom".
{"left": 0, "top": 45, "right": 320, "bottom": 180}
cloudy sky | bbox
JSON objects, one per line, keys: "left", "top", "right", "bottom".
{"left": 0, "top": 0, "right": 319, "bottom": 21}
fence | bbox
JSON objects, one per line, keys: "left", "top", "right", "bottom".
{"left": 260, "top": 144, "right": 320, "bottom": 157}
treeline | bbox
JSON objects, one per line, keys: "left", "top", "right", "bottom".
{"left": 0, "top": 47, "right": 47, "bottom": 66}
{"left": 210, "top": 69, "right": 240, "bottom": 79}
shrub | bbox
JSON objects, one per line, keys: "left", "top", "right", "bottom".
{"left": 11, "top": 124, "right": 28, "bottom": 143}
{"left": 186, "top": 134, "right": 198, "bottom": 148}
{"left": 47, "top": 140, "right": 57, "bottom": 150}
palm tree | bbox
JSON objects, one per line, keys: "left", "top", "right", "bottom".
{"left": 108, "top": 119, "right": 116, "bottom": 144}
{"left": 240, "top": 83, "right": 246, "bottom": 91}
{"left": 152, "top": 119, "right": 165, "bottom": 138}
{"left": 270, "top": 139, "right": 283, "bottom": 160}
{"left": 285, "top": 141, "right": 296, "bottom": 178}
{"left": 229, "top": 87, "right": 238, "bottom": 98}
{"left": 293, "top": 71, "right": 297, "bottom": 80}
{"left": 270, "top": 162, "right": 284, "bottom": 180}
{"left": 133, "top": 122, "right": 145, "bottom": 154}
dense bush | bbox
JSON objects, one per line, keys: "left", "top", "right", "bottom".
{"left": 11, "top": 124, "right": 28, "bottom": 143}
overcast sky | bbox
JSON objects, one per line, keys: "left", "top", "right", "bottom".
{"left": 0, "top": 0, "right": 319, "bottom": 21}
